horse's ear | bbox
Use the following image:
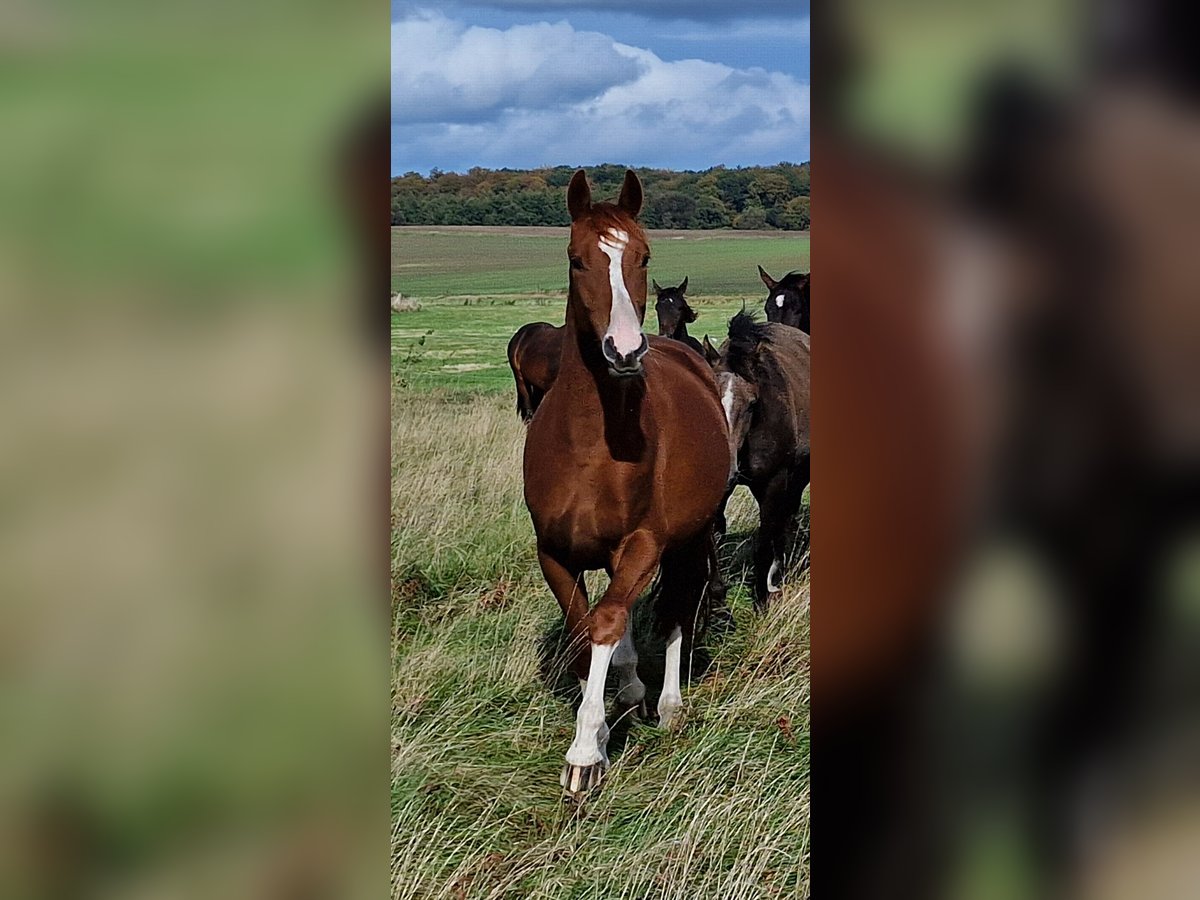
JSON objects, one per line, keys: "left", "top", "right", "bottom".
{"left": 678, "top": 276, "right": 688, "bottom": 293}
{"left": 652, "top": 278, "right": 663, "bottom": 294}
{"left": 617, "top": 169, "right": 643, "bottom": 217}
{"left": 702, "top": 335, "right": 721, "bottom": 367}
{"left": 758, "top": 265, "right": 778, "bottom": 291}
{"left": 567, "top": 169, "right": 592, "bottom": 221}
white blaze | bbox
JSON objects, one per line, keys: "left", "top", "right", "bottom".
{"left": 719, "top": 375, "right": 735, "bottom": 428}
{"left": 598, "top": 229, "right": 643, "bottom": 357}
{"left": 775, "top": 294, "right": 786, "bottom": 308}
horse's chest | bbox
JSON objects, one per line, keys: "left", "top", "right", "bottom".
{"left": 525, "top": 454, "right": 651, "bottom": 542}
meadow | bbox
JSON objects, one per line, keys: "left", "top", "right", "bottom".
{"left": 392, "top": 227, "right": 810, "bottom": 898}
{"left": 392, "top": 226, "right": 809, "bottom": 394}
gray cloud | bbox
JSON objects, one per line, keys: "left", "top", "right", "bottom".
{"left": 445, "top": 0, "right": 808, "bottom": 22}
{"left": 392, "top": 18, "right": 809, "bottom": 173}
{"left": 392, "top": 14, "right": 643, "bottom": 124}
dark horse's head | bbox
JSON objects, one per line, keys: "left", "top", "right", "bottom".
{"left": 566, "top": 169, "right": 651, "bottom": 377}
{"left": 760, "top": 266, "right": 810, "bottom": 332}
{"left": 653, "top": 276, "right": 696, "bottom": 339}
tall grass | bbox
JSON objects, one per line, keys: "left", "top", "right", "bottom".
{"left": 392, "top": 388, "right": 809, "bottom": 899}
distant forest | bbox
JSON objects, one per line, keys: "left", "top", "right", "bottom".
{"left": 391, "top": 162, "right": 810, "bottom": 230}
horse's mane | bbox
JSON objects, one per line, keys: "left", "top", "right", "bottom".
{"left": 724, "top": 310, "right": 772, "bottom": 380}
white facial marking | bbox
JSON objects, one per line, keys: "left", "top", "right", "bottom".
{"left": 565, "top": 641, "right": 615, "bottom": 769}
{"left": 658, "top": 625, "right": 684, "bottom": 728}
{"left": 775, "top": 294, "right": 786, "bottom": 308}
{"left": 720, "top": 376, "right": 735, "bottom": 428}
{"left": 598, "top": 229, "right": 643, "bottom": 357}
{"left": 767, "top": 559, "right": 783, "bottom": 593}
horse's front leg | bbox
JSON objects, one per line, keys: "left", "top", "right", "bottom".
{"left": 562, "top": 531, "right": 661, "bottom": 798}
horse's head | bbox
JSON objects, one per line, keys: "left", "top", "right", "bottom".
{"left": 566, "top": 169, "right": 651, "bottom": 377}
{"left": 702, "top": 333, "right": 758, "bottom": 484}
{"left": 653, "top": 276, "right": 697, "bottom": 338}
{"left": 760, "top": 266, "right": 810, "bottom": 332}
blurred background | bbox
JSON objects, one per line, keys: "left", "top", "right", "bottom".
{"left": 5, "top": 0, "right": 1200, "bottom": 897}
{"left": 813, "top": 0, "right": 1200, "bottom": 897}
{"left": 0, "top": 2, "right": 387, "bottom": 897}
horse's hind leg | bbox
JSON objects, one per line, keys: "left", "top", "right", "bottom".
{"left": 653, "top": 530, "right": 715, "bottom": 729}
{"left": 612, "top": 617, "right": 647, "bottom": 717}
{"left": 537, "top": 549, "right": 590, "bottom": 684}
{"left": 752, "top": 467, "right": 806, "bottom": 608}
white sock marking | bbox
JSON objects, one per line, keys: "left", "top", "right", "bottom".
{"left": 599, "top": 229, "right": 642, "bottom": 357}
{"left": 767, "top": 559, "right": 783, "bottom": 593}
{"left": 613, "top": 617, "right": 645, "bottom": 706}
{"left": 658, "top": 625, "right": 684, "bottom": 727}
{"left": 565, "top": 642, "right": 615, "bottom": 767}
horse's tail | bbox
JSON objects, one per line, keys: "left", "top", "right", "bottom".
{"left": 508, "top": 326, "right": 534, "bottom": 422}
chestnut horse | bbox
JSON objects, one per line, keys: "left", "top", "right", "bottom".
{"left": 759, "top": 266, "right": 810, "bottom": 332}
{"left": 523, "top": 169, "right": 729, "bottom": 797}
{"left": 506, "top": 322, "right": 561, "bottom": 421}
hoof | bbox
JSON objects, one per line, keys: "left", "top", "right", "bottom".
{"left": 657, "top": 698, "right": 683, "bottom": 731}
{"left": 561, "top": 761, "right": 607, "bottom": 798}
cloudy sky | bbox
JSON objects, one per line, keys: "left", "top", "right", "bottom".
{"left": 391, "top": 0, "right": 810, "bottom": 174}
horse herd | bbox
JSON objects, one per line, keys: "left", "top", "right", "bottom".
{"left": 506, "top": 170, "right": 810, "bottom": 797}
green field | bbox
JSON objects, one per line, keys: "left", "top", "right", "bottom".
{"left": 392, "top": 227, "right": 809, "bottom": 898}
{"left": 392, "top": 226, "right": 808, "bottom": 298}
{"left": 392, "top": 226, "right": 808, "bottom": 393}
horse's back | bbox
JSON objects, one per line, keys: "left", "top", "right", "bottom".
{"left": 753, "top": 324, "right": 811, "bottom": 464}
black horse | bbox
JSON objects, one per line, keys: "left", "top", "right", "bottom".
{"left": 653, "top": 277, "right": 704, "bottom": 356}
{"left": 704, "top": 311, "right": 810, "bottom": 605}
{"left": 759, "top": 266, "right": 810, "bottom": 332}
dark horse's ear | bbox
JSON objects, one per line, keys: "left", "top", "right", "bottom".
{"left": 702, "top": 335, "right": 721, "bottom": 367}
{"left": 617, "top": 169, "right": 643, "bottom": 218}
{"left": 567, "top": 169, "right": 592, "bottom": 221}
{"left": 678, "top": 275, "right": 688, "bottom": 293}
{"left": 758, "top": 265, "right": 778, "bottom": 291}
{"left": 652, "top": 278, "right": 663, "bottom": 294}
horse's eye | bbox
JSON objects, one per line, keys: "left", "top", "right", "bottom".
{"left": 641, "top": 255, "right": 651, "bottom": 268}
{"left": 570, "top": 257, "right": 584, "bottom": 271}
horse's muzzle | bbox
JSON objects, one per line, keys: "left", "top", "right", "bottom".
{"left": 603, "top": 334, "right": 648, "bottom": 376}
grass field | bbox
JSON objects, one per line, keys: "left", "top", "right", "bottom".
{"left": 392, "top": 226, "right": 808, "bottom": 394}
{"left": 391, "top": 226, "right": 809, "bottom": 299}
{"left": 392, "top": 227, "right": 810, "bottom": 898}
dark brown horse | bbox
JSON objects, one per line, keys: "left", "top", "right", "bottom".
{"left": 523, "top": 169, "right": 729, "bottom": 797}
{"left": 653, "top": 276, "right": 704, "bottom": 356}
{"left": 760, "top": 266, "right": 810, "bottom": 332}
{"left": 703, "top": 312, "right": 810, "bottom": 605}
{"left": 506, "top": 322, "right": 562, "bottom": 421}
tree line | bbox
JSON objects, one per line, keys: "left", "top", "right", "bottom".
{"left": 391, "top": 163, "right": 810, "bottom": 230}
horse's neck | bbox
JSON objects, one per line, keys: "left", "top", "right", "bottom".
{"left": 672, "top": 321, "right": 689, "bottom": 341}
